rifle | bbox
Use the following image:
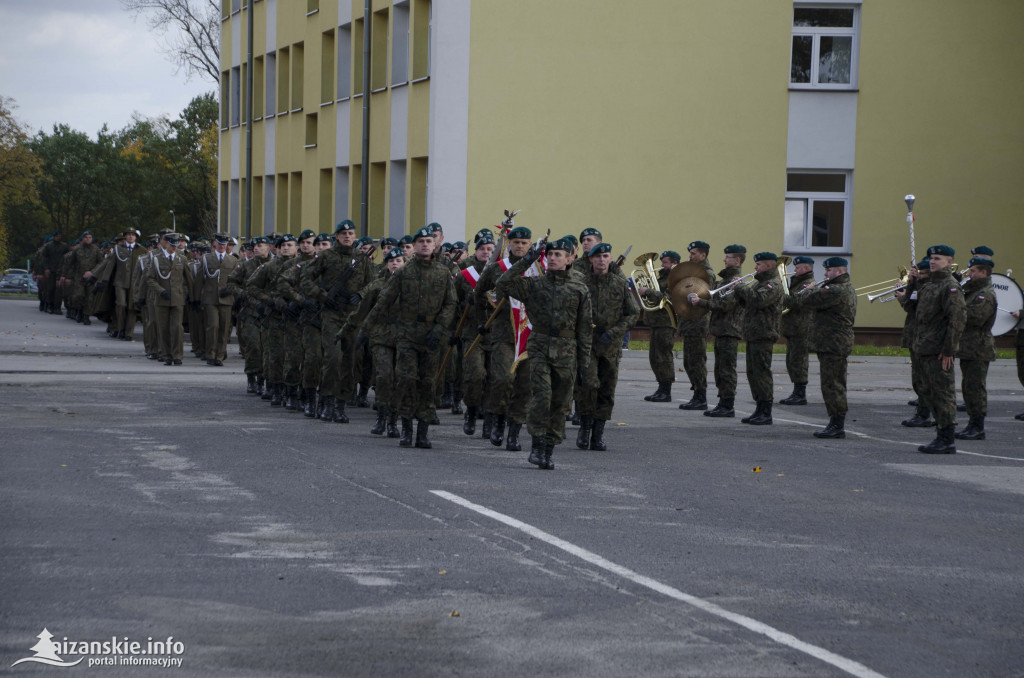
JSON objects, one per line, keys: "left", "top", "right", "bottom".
{"left": 323, "top": 243, "right": 377, "bottom": 309}
{"left": 435, "top": 295, "right": 473, "bottom": 382}
{"left": 613, "top": 245, "right": 633, "bottom": 271}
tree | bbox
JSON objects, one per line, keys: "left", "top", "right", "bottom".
{"left": 122, "top": 0, "right": 221, "bottom": 84}
{"left": 0, "top": 97, "right": 43, "bottom": 270}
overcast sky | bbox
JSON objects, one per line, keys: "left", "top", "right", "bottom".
{"left": 0, "top": 0, "right": 215, "bottom": 137}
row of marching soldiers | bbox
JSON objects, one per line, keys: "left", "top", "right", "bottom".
{"left": 231, "top": 219, "right": 639, "bottom": 470}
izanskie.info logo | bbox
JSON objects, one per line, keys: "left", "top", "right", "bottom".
{"left": 12, "top": 628, "right": 185, "bottom": 669}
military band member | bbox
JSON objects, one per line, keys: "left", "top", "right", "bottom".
{"left": 896, "top": 258, "right": 933, "bottom": 425}
{"left": 798, "top": 257, "right": 857, "bottom": 438}
{"left": 364, "top": 226, "right": 456, "bottom": 449}
{"left": 639, "top": 250, "right": 680, "bottom": 403}
{"left": 145, "top": 233, "right": 189, "bottom": 365}
{"left": 677, "top": 241, "right": 716, "bottom": 410}
{"left": 199, "top": 234, "right": 239, "bottom": 366}
{"left": 733, "top": 251, "right": 784, "bottom": 425}
{"left": 970, "top": 245, "right": 994, "bottom": 262}
{"left": 954, "top": 257, "right": 997, "bottom": 440}
{"left": 496, "top": 238, "right": 592, "bottom": 470}
{"left": 689, "top": 244, "right": 746, "bottom": 418}
{"left": 779, "top": 255, "right": 815, "bottom": 405}
{"left": 576, "top": 243, "right": 639, "bottom": 451}
{"left": 572, "top": 227, "right": 603, "bottom": 276}
{"left": 914, "top": 245, "right": 967, "bottom": 454}
{"left": 1014, "top": 309, "right": 1024, "bottom": 422}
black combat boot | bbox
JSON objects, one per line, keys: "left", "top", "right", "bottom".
{"left": 482, "top": 412, "right": 494, "bottom": 439}
{"left": 908, "top": 398, "right": 919, "bottom": 407}
{"left": 679, "top": 389, "right": 707, "bottom": 410}
{"left": 1015, "top": 412, "right": 1024, "bottom": 421}
{"left": 814, "top": 415, "right": 846, "bottom": 438}
{"left": 571, "top": 408, "right": 581, "bottom": 426}
{"left": 528, "top": 437, "right": 545, "bottom": 466}
{"left": 303, "top": 389, "right": 318, "bottom": 418}
{"left": 451, "top": 390, "right": 463, "bottom": 415}
{"left": 956, "top": 403, "right": 967, "bottom": 413}
{"left": 576, "top": 415, "right": 593, "bottom": 449}
{"left": 901, "top": 406, "right": 934, "bottom": 427}
{"left": 540, "top": 440, "right": 555, "bottom": 470}
{"left": 355, "top": 384, "right": 369, "bottom": 408}
{"left": 270, "top": 383, "right": 283, "bottom": 406}
{"left": 919, "top": 425, "right": 956, "bottom": 454}
{"left": 386, "top": 412, "right": 400, "bottom": 438}
{"left": 463, "top": 406, "right": 477, "bottom": 435}
{"left": 246, "top": 373, "right": 257, "bottom": 394}
{"left": 490, "top": 414, "right": 506, "bottom": 447}
{"left": 370, "top": 407, "right": 387, "bottom": 435}
{"left": 439, "top": 383, "right": 453, "bottom": 409}
{"left": 415, "top": 419, "right": 432, "bottom": 449}
{"left": 645, "top": 382, "right": 672, "bottom": 402}
{"left": 740, "top": 402, "right": 763, "bottom": 424}
{"left": 319, "top": 396, "right": 335, "bottom": 421}
{"left": 955, "top": 417, "right": 985, "bottom": 440}
{"left": 333, "top": 399, "right": 349, "bottom": 423}
{"left": 589, "top": 419, "right": 607, "bottom": 451}
{"left": 505, "top": 422, "right": 522, "bottom": 451}
{"left": 704, "top": 397, "right": 735, "bottom": 418}
{"left": 399, "top": 418, "right": 414, "bottom": 447}
{"left": 259, "top": 378, "right": 271, "bottom": 400}
{"left": 746, "top": 402, "right": 773, "bottom": 425}
{"left": 779, "top": 384, "right": 807, "bottom": 406}
{"left": 284, "top": 386, "right": 299, "bottom": 411}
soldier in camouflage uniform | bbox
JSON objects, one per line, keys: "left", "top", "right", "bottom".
{"left": 300, "top": 220, "right": 376, "bottom": 423}
{"left": 227, "top": 236, "right": 272, "bottom": 394}
{"left": 247, "top": 234, "right": 298, "bottom": 406}
{"left": 677, "top": 241, "right": 716, "bottom": 410}
{"left": 274, "top": 230, "right": 317, "bottom": 410}
{"left": 690, "top": 245, "right": 746, "bottom": 418}
{"left": 896, "top": 259, "right": 935, "bottom": 426}
{"left": 954, "top": 257, "right": 997, "bottom": 440}
{"left": 39, "top": 232, "right": 68, "bottom": 314}
{"left": 779, "top": 255, "right": 816, "bottom": 405}
{"left": 576, "top": 243, "right": 639, "bottom": 451}
{"left": 914, "top": 245, "right": 967, "bottom": 454}
{"left": 733, "top": 251, "right": 784, "bottom": 425}
{"left": 454, "top": 236, "right": 495, "bottom": 435}
{"left": 639, "top": 250, "right": 680, "bottom": 403}
{"left": 295, "top": 234, "right": 333, "bottom": 415}
{"left": 71, "top": 232, "right": 104, "bottom": 325}
{"left": 364, "top": 226, "right": 456, "bottom": 448}
{"left": 497, "top": 238, "right": 592, "bottom": 470}
{"left": 797, "top": 257, "right": 857, "bottom": 438}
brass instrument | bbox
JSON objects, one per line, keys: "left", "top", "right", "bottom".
{"left": 629, "top": 252, "right": 666, "bottom": 312}
{"left": 667, "top": 261, "right": 713, "bottom": 321}
{"left": 777, "top": 256, "right": 792, "bottom": 297}
{"left": 707, "top": 272, "right": 756, "bottom": 297}
{"left": 857, "top": 266, "right": 908, "bottom": 297}
{"left": 867, "top": 284, "right": 907, "bottom": 303}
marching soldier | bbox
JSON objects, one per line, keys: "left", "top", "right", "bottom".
{"left": 638, "top": 250, "right": 680, "bottom": 403}
{"left": 72, "top": 231, "right": 103, "bottom": 325}
{"left": 798, "top": 257, "right": 857, "bottom": 438}
{"left": 955, "top": 257, "right": 997, "bottom": 440}
{"left": 914, "top": 244, "right": 967, "bottom": 454}
{"left": 292, "top": 233, "right": 333, "bottom": 415}
{"left": 227, "top": 236, "right": 272, "bottom": 394}
{"left": 779, "top": 255, "right": 816, "bottom": 405}
{"left": 454, "top": 236, "right": 495, "bottom": 435}
{"left": 496, "top": 238, "right": 592, "bottom": 470}
{"left": 40, "top": 231, "right": 68, "bottom": 314}
{"left": 733, "top": 251, "right": 784, "bottom": 425}
{"left": 108, "top": 229, "right": 144, "bottom": 340}
{"left": 576, "top": 243, "right": 639, "bottom": 451}
{"left": 364, "top": 226, "right": 457, "bottom": 449}
{"left": 145, "top": 233, "right": 189, "bottom": 365}
{"left": 677, "top": 241, "right": 716, "bottom": 410}
{"left": 274, "top": 230, "right": 317, "bottom": 410}
{"left": 689, "top": 244, "right": 746, "bottom": 418}
{"left": 247, "top": 234, "right": 298, "bottom": 407}
{"left": 199, "top": 234, "right": 240, "bottom": 366}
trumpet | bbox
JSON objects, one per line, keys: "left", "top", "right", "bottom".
{"left": 857, "top": 266, "right": 909, "bottom": 296}
{"left": 708, "top": 272, "right": 756, "bottom": 297}
{"left": 867, "top": 283, "right": 907, "bottom": 303}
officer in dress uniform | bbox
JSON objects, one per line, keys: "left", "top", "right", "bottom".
{"left": 145, "top": 233, "right": 189, "bottom": 365}
{"left": 200, "top": 233, "right": 240, "bottom": 366}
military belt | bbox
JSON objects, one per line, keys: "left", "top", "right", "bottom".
{"left": 394, "top": 312, "right": 437, "bottom": 323}
{"left": 532, "top": 327, "right": 575, "bottom": 338}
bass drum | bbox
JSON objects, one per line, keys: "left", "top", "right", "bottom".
{"left": 989, "top": 273, "right": 1023, "bottom": 336}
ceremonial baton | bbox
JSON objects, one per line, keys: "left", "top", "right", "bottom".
{"left": 905, "top": 194, "right": 916, "bottom": 267}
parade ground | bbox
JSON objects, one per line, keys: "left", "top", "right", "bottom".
{"left": 2, "top": 297, "right": 1022, "bottom": 677}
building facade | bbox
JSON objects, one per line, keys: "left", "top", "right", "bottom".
{"left": 219, "top": 0, "right": 1023, "bottom": 329}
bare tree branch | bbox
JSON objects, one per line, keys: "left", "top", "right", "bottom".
{"left": 122, "top": 0, "right": 221, "bottom": 84}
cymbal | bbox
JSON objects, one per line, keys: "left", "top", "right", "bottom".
{"left": 667, "top": 262, "right": 711, "bottom": 320}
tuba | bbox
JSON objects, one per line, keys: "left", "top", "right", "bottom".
{"left": 630, "top": 252, "right": 675, "bottom": 324}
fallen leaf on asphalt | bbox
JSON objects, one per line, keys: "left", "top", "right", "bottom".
{"left": 438, "top": 570, "right": 447, "bottom": 575}
{"left": 450, "top": 611, "right": 460, "bottom": 617}
{"left": 752, "top": 467, "right": 762, "bottom": 473}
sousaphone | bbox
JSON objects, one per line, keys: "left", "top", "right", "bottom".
{"left": 667, "top": 261, "right": 711, "bottom": 321}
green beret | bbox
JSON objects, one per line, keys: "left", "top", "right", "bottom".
{"left": 383, "top": 247, "right": 405, "bottom": 262}
{"left": 356, "top": 236, "right": 373, "bottom": 247}
{"left": 688, "top": 241, "right": 710, "bottom": 252}
{"left": 277, "top": 234, "right": 297, "bottom": 245}
{"left": 546, "top": 238, "right": 573, "bottom": 253}
{"left": 660, "top": 250, "right": 681, "bottom": 262}
{"left": 474, "top": 228, "right": 493, "bottom": 243}
{"left": 724, "top": 244, "right": 747, "bottom": 255}
{"left": 475, "top": 236, "right": 495, "bottom": 249}
{"left": 970, "top": 245, "right": 994, "bottom": 257}
{"left": 753, "top": 251, "right": 778, "bottom": 262}
{"left": 253, "top": 236, "right": 270, "bottom": 245}
{"left": 793, "top": 255, "right": 814, "bottom": 265}
{"left": 380, "top": 237, "right": 398, "bottom": 248}
{"left": 314, "top": 233, "right": 332, "bottom": 243}
{"left": 563, "top": 234, "right": 579, "bottom": 247}
{"left": 589, "top": 242, "right": 612, "bottom": 257}
{"left": 298, "top": 229, "right": 317, "bottom": 241}
{"left": 399, "top": 234, "right": 414, "bottom": 245}
{"left": 927, "top": 244, "right": 955, "bottom": 257}
{"left": 334, "top": 219, "right": 356, "bottom": 233}
{"left": 507, "top": 226, "right": 532, "bottom": 240}
{"left": 452, "top": 241, "right": 466, "bottom": 250}
{"left": 822, "top": 256, "right": 848, "bottom": 268}
{"left": 428, "top": 222, "right": 443, "bottom": 233}
{"left": 916, "top": 256, "right": 931, "bottom": 270}
{"left": 412, "top": 226, "right": 434, "bottom": 241}
{"left": 968, "top": 257, "right": 993, "bottom": 269}
{"left": 441, "top": 242, "right": 453, "bottom": 253}
{"left": 580, "top": 227, "right": 602, "bottom": 240}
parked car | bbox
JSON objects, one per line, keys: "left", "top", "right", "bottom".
{"left": 0, "top": 272, "right": 38, "bottom": 294}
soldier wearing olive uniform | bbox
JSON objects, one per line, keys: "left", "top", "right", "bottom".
{"left": 896, "top": 258, "right": 934, "bottom": 426}
{"left": 145, "top": 233, "right": 189, "bottom": 364}
{"left": 640, "top": 250, "right": 680, "bottom": 403}
{"left": 454, "top": 236, "right": 495, "bottom": 435}
{"left": 247, "top": 234, "right": 298, "bottom": 406}
{"left": 275, "top": 230, "right": 318, "bottom": 410}
{"left": 732, "top": 251, "right": 784, "bottom": 425}
{"left": 228, "top": 236, "right": 272, "bottom": 394}
{"left": 71, "top": 231, "right": 103, "bottom": 324}
{"left": 200, "top": 234, "right": 240, "bottom": 366}
{"left": 955, "top": 257, "right": 997, "bottom": 440}
{"left": 677, "top": 241, "right": 716, "bottom": 410}
{"left": 779, "top": 255, "right": 816, "bottom": 405}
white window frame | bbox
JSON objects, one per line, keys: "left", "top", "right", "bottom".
{"left": 784, "top": 170, "right": 853, "bottom": 254}
{"left": 790, "top": 3, "right": 860, "bottom": 90}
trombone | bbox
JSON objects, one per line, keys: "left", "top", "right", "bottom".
{"left": 867, "top": 284, "right": 907, "bottom": 303}
{"left": 856, "top": 266, "right": 908, "bottom": 296}
{"left": 708, "top": 272, "right": 756, "bottom": 297}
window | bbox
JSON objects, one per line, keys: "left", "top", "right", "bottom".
{"left": 220, "top": 72, "right": 230, "bottom": 128}
{"left": 305, "top": 113, "right": 317, "bottom": 147}
{"left": 321, "top": 30, "right": 335, "bottom": 103}
{"left": 253, "top": 56, "right": 264, "bottom": 119}
{"left": 265, "top": 52, "right": 276, "bottom": 117}
{"left": 784, "top": 171, "right": 852, "bottom": 253}
{"left": 335, "top": 167, "right": 350, "bottom": 223}
{"left": 392, "top": 1, "right": 410, "bottom": 85}
{"left": 389, "top": 160, "right": 407, "bottom": 238}
{"left": 277, "top": 47, "right": 290, "bottom": 114}
{"left": 790, "top": 5, "right": 859, "bottom": 89}
{"left": 230, "top": 67, "right": 241, "bottom": 126}
{"left": 411, "top": 0, "right": 430, "bottom": 80}
{"left": 371, "top": 7, "right": 389, "bottom": 91}
{"left": 291, "top": 42, "right": 304, "bottom": 111}
{"left": 337, "top": 24, "right": 352, "bottom": 99}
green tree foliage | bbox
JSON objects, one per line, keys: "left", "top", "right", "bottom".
{"left": 0, "top": 96, "right": 43, "bottom": 270}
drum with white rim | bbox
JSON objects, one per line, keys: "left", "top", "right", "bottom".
{"left": 989, "top": 273, "right": 1023, "bottom": 336}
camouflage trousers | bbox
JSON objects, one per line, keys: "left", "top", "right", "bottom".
{"left": 909, "top": 350, "right": 926, "bottom": 401}
{"left": 745, "top": 340, "right": 774, "bottom": 403}
{"left": 784, "top": 331, "right": 809, "bottom": 385}
{"left": 712, "top": 336, "right": 739, "bottom": 399}
{"left": 460, "top": 337, "right": 487, "bottom": 407}
{"left": 959, "top": 359, "right": 990, "bottom": 419}
{"left": 239, "top": 314, "right": 263, "bottom": 375}
{"left": 919, "top": 355, "right": 957, "bottom": 429}
{"left": 816, "top": 352, "right": 849, "bottom": 417}
{"left": 681, "top": 334, "right": 707, "bottom": 391}
{"left": 264, "top": 318, "right": 286, "bottom": 384}
{"left": 280, "top": 320, "right": 302, "bottom": 387}
{"left": 203, "top": 304, "right": 232, "bottom": 362}
{"left": 352, "top": 339, "right": 372, "bottom": 392}
{"left": 320, "top": 309, "right": 356, "bottom": 399}
{"left": 648, "top": 327, "right": 676, "bottom": 383}
{"left": 371, "top": 343, "right": 397, "bottom": 412}
{"left": 1016, "top": 330, "right": 1024, "bottom": 387}
{"left": 482, "top": 342, "right": 517, "bottom": 416}
{"left": 301, "top": 322, "right": 322, "bottom": 390}
{"left": 395, "top": 340, "right": 440, "bottom": 421}
{"left": 527, "top": 353, "right": 575, "bottom": 445}
{"left": 578, "top": 350, "right": 622, "bottom": 421}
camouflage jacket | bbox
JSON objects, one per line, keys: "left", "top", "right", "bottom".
{"left": 276, "top": 252, "right": 316, "bottom": 305}
{"left": 455, "top": 257, "right": 488, "bottom": 340}
{"left": 496, "top": 257, "right": 592, "bottom": 369}
{"left": 227, "top": 255, "right": 269, "bottom": 316}
{"left": 896, "top": 275, "right": 926, "bottom": 349}
{"left": 677, "top": 258, "right": 716, "bottom": 336}
{"left": 247, "top": 254, "right": 295, "bottom": 317}
{"left": 475, "top": 254, "right": 525, "bottom": 345}
{"left": 913, "top": 267, "right": 966, "bottom": 357}
{"left": 733, "top": 267, "right": 784, "bottom": 343}
{"left": 698, "top": 266, "right": 744, "bottom": 339}
{"left": 365, "top": 256, "right": 456, "bottom": 344}
{"left": 342, "top": 272, "right": 393, "bottom": 346}
{"left": 781, "top": 270, "right": 815, "bottom": 337}
{"left": 586, "top": 269, "right": 639, "bottom": 358}
{"left": 299, "top": 243, "right": 376, "bottom": 318}
{"left": 957, "top": 277, "right": 996, "bottom": 361}
{"left": 71, "top": 243, "right": 103, "bottom": 281}
{"left": 801, "top": 273, "right": 857, "bottom": 355}
{"left": 641, "top": 267, "right": 675, "bottom": 329}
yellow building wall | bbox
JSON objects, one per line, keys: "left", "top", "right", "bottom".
{"left": 465, "top": 0, "right": 792, "bottom": 263}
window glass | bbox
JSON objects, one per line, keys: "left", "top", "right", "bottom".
{"left": 819, "top": 36, "right": 852, "bottom": 84}
{"left": 791, "top": 36, "right": 812, "bottom": 83}
{"left": 787, "top": 173, "right": 846, "bottom": 192}
{"left": 784, "top": 200, "right": 807, "bottom": 251}
{"left": 793, "top": 8, "right": 854, "bottom": 27}
{"left": 811, "top": 201, "right": 845, "bottom": 247}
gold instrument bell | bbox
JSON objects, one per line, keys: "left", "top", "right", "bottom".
{"left": 667, "top": 261, "right": 712, "bottom": 321}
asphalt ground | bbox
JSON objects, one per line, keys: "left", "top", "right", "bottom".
{"left": 2, "top": 298, "right": 1023, "bottom": 678}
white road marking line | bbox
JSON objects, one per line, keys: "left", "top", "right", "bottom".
{"left": 431, "top": 490, "right": 888, "bottom": 678}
